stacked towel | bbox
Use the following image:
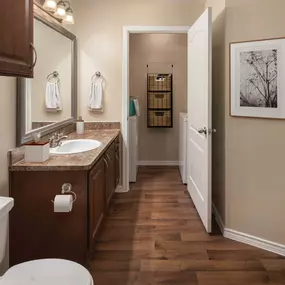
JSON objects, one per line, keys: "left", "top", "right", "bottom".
{"left": 45, "top": 82, "right": 61, "bottom": 111}
{"left": 89, "top": 81, "right": 103, "bottom": 111}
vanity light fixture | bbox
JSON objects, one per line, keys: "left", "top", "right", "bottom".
{"left": 43, "top": 0, "right": 57, "bottom": 12}
{"left": 54, "top": 0, "right": 66, "bottom": 18}
{"left": 42, "top": 0, "right": 75, "bottom": 24}
{"left": 62, "top": 7, "right": 75, "bottom": 24}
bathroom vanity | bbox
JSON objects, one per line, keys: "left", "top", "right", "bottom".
{"left": 9, "top": 129, "right": 120, "bottom": 266}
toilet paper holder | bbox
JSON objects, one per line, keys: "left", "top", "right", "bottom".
{"left": 51, "top": 183, "right": 77, "bottom": 204}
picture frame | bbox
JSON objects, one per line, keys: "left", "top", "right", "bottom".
{"left": 230, "top": 38, "right": 285, "bottom": 119}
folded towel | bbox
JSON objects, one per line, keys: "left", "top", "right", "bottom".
{"left": 133, "top": 99, "right": 140, "bottom": 116}
{"left": 45, "top": 82, "right": 61, "bottom": 110}
{"left": 88, "top": 81, "right": 103, "bottom": 111}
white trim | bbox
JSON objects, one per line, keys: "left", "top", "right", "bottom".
{"left": 115, "top": 185, "right": 128, "bottom": 193}
{"left": 138, "top": 161, "right": 179, "bottom": 166}
{"left": 224, "top": 228, "right": 285, "bottom": 257}
{"left": 212, "top": 204, "right": 285, "bottom": 257}
{"left": 122, "top": 26, "right": 190, "bottom": 192}
{"left": 212, "top": 203, "right": 225, "bottom": 233}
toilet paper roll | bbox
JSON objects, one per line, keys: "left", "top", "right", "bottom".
{"left": 54, "top": 195, "right": 73, "bottom": 213}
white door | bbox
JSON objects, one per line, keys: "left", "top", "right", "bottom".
{"left": 187, "top": 8, "right": 213, "bottom": 232}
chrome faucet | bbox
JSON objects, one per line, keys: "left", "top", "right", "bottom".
{"left": 49, "top": 133, "right": 68, "bottom": 148}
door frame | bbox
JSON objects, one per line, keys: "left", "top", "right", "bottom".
{"left": 121, "top": 26, "right": 190, "bottom": 192}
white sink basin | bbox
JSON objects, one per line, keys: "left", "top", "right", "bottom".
{"left": 50, "top": 139, "right": 102, "bottom": 155}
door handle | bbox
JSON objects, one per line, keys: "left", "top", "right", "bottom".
{"left": 198, "top": 127, "right": 217, "bottom": 135}
{"left": 30, "top": 43, "right": 38, "bottom": 69}
{"left": 198, "top": 127, "right": 207, "bottom": 135}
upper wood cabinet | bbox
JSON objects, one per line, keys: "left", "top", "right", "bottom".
{"left": 0, "top": 0, "right": 34, "bottom": 78}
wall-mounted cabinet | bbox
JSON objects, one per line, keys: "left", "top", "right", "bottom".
{"left": 147, "top": 74, "right": 173, "bottom": 128}
{"left": 0, "top": 0, "right": 35, "bottom": 78}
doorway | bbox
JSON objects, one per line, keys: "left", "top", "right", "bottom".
{"left": 121, "top": 26, "right": 189, "bottom": 193}
{"left": 121, "top": 8, "right": 213, "bottom": 233}
{"left": 129, "top": 33, "right": 188, "bottom": 175}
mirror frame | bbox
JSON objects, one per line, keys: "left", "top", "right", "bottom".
{"left": 16, "top": 4, "right": 77, "bottom": 146}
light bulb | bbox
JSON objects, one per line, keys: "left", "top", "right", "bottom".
{"left": 54, "top": 2, "right": 66, "bottom": 19}
{"left": 57, "top": 7, "right": 66, "bottom": 16}
{"left": 63, "top": 8, "right": 74, "bottom": 24}
{"left": 43, "top": 0, "right": 57, "bottom": 12}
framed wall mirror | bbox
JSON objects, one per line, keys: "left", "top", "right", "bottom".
{"left": 16, "top": 5, "right": 77, "bottom": 146}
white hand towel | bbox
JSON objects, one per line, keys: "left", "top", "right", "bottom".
{"left": 133, "top": 99, "right": 140, "bottom": 116}
{"left": 55, "top": 82, "right": 62, "bottom": 109}
{"left": 45, "top": 82, "right": 61, "bottom": 110}
{"left": 89, "top": 81, "right": 103, "bottom": 110}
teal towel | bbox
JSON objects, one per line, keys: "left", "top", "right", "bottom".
{"left": 129, "top": 99, "right": 136, "bottom": 116}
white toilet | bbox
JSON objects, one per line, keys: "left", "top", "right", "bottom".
{"left": 0, "top": 197, "right": 94, "bottom": 285}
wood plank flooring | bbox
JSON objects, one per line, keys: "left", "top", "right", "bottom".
{"left": 88, "top": 166, "right": 285, "bottom": 285}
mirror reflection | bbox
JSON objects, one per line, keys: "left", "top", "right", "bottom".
{"left": 26, "top": 18, "right": 73, "bottom": 133}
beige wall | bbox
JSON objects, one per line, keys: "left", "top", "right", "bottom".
{"left": 73, "top": 0, "right": 205, "bottom": 122}
{"left": 224, "top": 0, "right": 285, "bottom": 245}
{"left": 0, "top": 77, "right": 16, "bottom": 274}
{"left": 208, "top": 0, "right": 285, "bottom": 245}
{"left": 130, "top": 34, "right": 187, "bottom": 162}
{"left": 30, "top": 18, "right": 72, "bottom": 127}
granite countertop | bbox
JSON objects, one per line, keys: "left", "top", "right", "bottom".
{"left": 10, "top": 129, "right": 120, "bottom": 171}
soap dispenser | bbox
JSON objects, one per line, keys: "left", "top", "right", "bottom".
{"left": 76, "top": 116, "right": 85, "bottom": 135}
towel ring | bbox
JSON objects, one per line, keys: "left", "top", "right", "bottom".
{"left": 91, "top": 71, "right": 106, "bottom": 83}
{"left": 47, "top": 71, "right": 60, "bottom": 83}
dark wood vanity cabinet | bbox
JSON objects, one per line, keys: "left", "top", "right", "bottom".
{"left": 105, "top": 142, "right": 115, "bottom": 208}
{"left": 10, "top": 136, "right": 120, "bottom": 266}
{"left": 88, "top": 157, "right": 105, "bottom": 252}
{"left": 115, "top": 136, "right": 120, "bottom": 187}
{"left": 0, "top": 0, "right": 35, "bottom": 78}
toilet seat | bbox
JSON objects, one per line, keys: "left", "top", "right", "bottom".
{"left": 1, "top": 259, "right": 93, "bottom": 285}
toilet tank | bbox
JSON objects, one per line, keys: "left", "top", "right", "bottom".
{"left": 0, "top": 197, "right": 14, "bottom": 264}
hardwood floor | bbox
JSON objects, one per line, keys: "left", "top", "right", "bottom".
{"left": 88, "top": 166, "right": 285, "bottom": 285}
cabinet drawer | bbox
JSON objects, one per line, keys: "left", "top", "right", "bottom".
{"left": 148, "top": 110, "right": 172, "bottom": 127}
{"left": 148, "top": 92, "right": 171, "bottom": 109}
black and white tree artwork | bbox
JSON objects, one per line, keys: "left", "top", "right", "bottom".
{"left": 240, "top": 49, "right": 277, "bottom": 108}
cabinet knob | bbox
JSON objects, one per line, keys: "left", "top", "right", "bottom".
{"left": 30, "top": 43, "right": 38, "bottom": 69}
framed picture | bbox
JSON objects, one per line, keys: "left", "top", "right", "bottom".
{"left": 230, "top": 38, "right": 285, "bottom": 119}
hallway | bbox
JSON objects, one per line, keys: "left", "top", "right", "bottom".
{"left": 89, "top": 167, "right": 285, "bottom": 285}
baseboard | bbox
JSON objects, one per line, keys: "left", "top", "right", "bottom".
{"left": 212, "top": 203, "right": 285, "bottom": 256}
{"left": 115, "top": 185, "right": 129, "bottom": 193}
{"left": 138, "top": 161, "right": 179, "bottom": 166}
{"left": 224, "top": 228, "right": 285, "bottom": 257}
{"left": 212, "top": 203, "right": 225, "bottom": 234}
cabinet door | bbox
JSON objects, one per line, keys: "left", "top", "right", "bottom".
{"left": 0, "top": 0, "right": 34, "bottom": 78}
{"left": 88, "top": 158, "right": 105, "bottom": 253}
{"left": 105, "top": 142, "right": 115, "bottom": 208}
{"left": 114, "top": 136, "right": 120, "bottom": 188}
{"left": 115, "top": 148, "right": 120, "bottom": 187}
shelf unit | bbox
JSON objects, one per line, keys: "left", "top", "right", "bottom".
{"left": 147, "top": 73, "right": 173, "bottom": 128}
